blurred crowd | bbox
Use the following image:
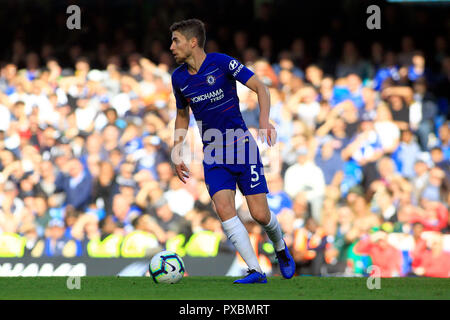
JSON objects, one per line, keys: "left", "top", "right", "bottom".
{"left": 0, "top": 25, "right": 450, "bottom": 277}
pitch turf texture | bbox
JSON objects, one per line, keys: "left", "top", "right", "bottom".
{"left": 0, "top": 276, "right": 449, "bottom": 300}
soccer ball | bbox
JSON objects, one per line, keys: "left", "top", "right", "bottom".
{"left": 149, "top": 250, "right": 185, "bottom": 284}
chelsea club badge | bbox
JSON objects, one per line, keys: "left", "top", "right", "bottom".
{"left": 206, "top": 75, "right": 216, "bottom": 86}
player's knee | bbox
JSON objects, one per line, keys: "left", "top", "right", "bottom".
{"left": 216, "top": 204, "right": 236, "bottom": 219}
{"left": 214, "top": 199, "right": 236, "bottom": 220}
{"left": 249, "top": 206, "right": 271, "bottom": 225}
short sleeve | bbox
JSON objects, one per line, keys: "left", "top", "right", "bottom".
{"left": 171, "top": 74, "right": 189, "bottom": 110}
{"left": 214, "top": 53, "right": 254, "bottom": 85}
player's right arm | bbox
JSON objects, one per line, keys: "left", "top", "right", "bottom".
{"left": 171, "top": 73, "right": 191, "bottom": 183}
{"left": 173, "top": 106, "right": 190, "bottom": 183}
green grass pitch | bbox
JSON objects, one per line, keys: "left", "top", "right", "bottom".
{"left": 0, "top": 276, "right": 448, "bottom": 300}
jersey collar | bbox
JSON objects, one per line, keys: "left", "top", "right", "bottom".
{"left": 185, "top": 53, "right": 210, "bottom": 76}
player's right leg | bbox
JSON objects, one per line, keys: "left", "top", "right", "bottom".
{"left": 209, "top": 188, "right": 266, "bottom": 283}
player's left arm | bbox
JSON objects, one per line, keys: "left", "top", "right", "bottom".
{"left": 245, "top": 75, "right": 277, "bottom": 146}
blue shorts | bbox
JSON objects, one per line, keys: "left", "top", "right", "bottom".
{"left": 203, "top": 135, "right": 268, "bottom": 197}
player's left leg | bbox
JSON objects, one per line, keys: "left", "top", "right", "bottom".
{"left": 236, "top": 137, "right": 295, "bottom": 278}
{"left": 204, "top": 163, "right": 267, "bottom": 283}
{"left": 244, "top": 193, "right": 296, "bottom": 279}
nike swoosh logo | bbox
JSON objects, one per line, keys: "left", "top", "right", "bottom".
{"left": 165, "top": 261, "right": 176, "bottom": 272}
{"left": 250, "top": 182, "right": 261, "bottom": 188}
{"left": 180, "top": 85, "right": 189, "bottom": 92}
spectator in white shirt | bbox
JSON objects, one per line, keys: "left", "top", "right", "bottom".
{"left": 284, "top": 147, "right": 326, "bottom": 222}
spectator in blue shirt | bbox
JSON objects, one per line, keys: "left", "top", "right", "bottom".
{"left": 437, "top": 123, "right": 450, "bottom": 161}
{"left": 373, "top": 51, "right": 400, "bottom": 91}
{"left": 266, "top": 173, "right": 293, "bottom": 215}
{"left": 341, "top": 120, "right": 384, "bottom": 190}
{"left": 329, "top": 74, "right": 364, "bottom": 115}
{"left": 408, "top": 51, "right": 430, "bottom": 83}
{"left": 395, "top": 129, "right": 422, "bottom": 179}
{"left": 315, "top": 137, "right": 345, "bottom": 186}
{"left": 241, "top": 92, "right": 260, "bottom": 129}
{"left": 132, "top": 135, "right": 169, "bottom": 179}
{"left": 345, "top": 73, "right": 365, "bottom": 110}
{"left": 430, "top": 147, "right": 450, "bottom": 179}
{"left": 272, "top": 51, "right": 304, "bottom": 80}
{"left": 44, "top": 218, "right": 82, "bottom": 257}
{"left": 54, "top": 157, "right": 93, "bottom": 212}
{"left": 120, "top": 122, "right": 143, "bottom": 156}
{"left": 111, "top": 193, "right": 141, "bottom": 234}
{"left": 79, "top": 132, "right": 109, "bottom": 169}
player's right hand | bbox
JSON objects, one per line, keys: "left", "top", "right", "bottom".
{"left": 258, "top": 122, "right": 277, "bottom": 147}
{"left": 175, "top": 161, "right": 190, "bottom": 183}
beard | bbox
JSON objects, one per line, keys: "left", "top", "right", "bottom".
{"left": 174, "top": 54, "right": 186, "bottom": 65}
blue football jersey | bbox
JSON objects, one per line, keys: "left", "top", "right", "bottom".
{"left": 171, "top": 53, "right": 255, "bottom": 149}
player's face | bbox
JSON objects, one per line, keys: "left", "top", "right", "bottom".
{"left": 170, "top": 31, "right": 191, "bottom": 64}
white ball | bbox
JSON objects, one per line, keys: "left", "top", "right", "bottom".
{"left": 149, "top": 250, "right": 185, "bottom": 284}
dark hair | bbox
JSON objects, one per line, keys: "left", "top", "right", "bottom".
{"left": 34, "top": 192, "right": 48, "bottom": 202}
{"left": 76, "top": 56, "right": 90, "bottom": 65}
{"left": 64, "top": 205, "right": 79, "bottom": 218}
{"left": 14, "top": 100, "right": 25, "bottom": 107}
{"left": 105, "top": 107, "right": 118, "bottom": 116}
{"left": 170, "top": 19, "right": 206, "bottom": 49}
{"left": 430, "top": 146, "right": 442, "bottom": 153}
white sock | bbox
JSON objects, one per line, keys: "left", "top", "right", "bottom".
{"left": 262, "top": 211, "right": 285, "bottom": 252}
{"left": 221, "top": 216, "right": 262, "bottom": 273}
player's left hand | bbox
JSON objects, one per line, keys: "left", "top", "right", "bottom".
{"left": 258, "top": 121, "right": 277, "bottom": 147}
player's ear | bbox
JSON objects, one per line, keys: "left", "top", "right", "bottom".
{"left": 190, "top": 36, "right": 198, "bottom": 49}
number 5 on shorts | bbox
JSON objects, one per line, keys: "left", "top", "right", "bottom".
{"left": 250, "top": 165, "right": 259, "bottom": 182}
